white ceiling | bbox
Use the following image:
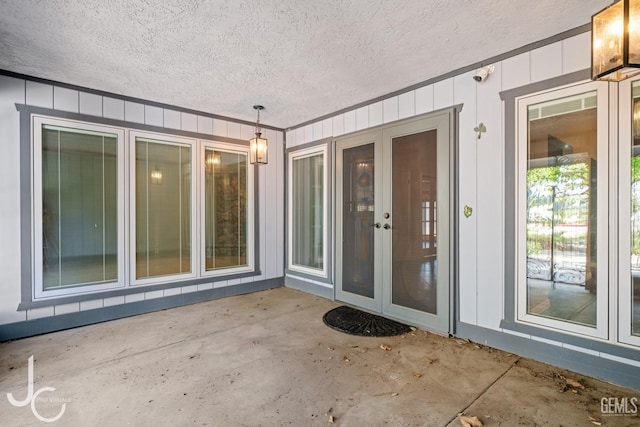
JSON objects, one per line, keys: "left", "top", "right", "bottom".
{"left": 0, "top": 0, "right": 611, "bottom": 129}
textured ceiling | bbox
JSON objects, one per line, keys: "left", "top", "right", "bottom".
{"left": 0, "top": 0, "right": 611, "bottom": 129}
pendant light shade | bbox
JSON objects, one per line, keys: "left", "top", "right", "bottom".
{"left": 249, "top": 105, "right": 268, "bottom": 165}
{"left": 592, "top": 0, "right": 640, "bottom": 81}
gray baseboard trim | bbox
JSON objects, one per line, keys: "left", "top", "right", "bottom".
{"left": 456, "top": 322, "right": 640, "bottom": 391}
{"left": 285, "top": 276, "right": 334, "bottom": 300}
{"left": 0, "top": 277, "right": 284, "bottom": 342}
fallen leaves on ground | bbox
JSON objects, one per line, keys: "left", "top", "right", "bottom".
{"left": 391, "top": 392, "right": 399, "bottom": 397}
{"left": 588, "top": 415, "right": 602, "bottom": 425}
{"left": 380, "top": 344, "right": 391, "bottom": 351}
{"left": 459, "top": 415, "right": 483, "bottom": 427}
{"left": 561, "top": 375, "right": 585, "bottom": 389}
{"left": 414, "top": 373, "right": 422, "bottom": 379}
{"left": 328, "top": 415, "right": 335, "bottom": 423}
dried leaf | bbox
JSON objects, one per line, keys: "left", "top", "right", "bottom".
{"left": 328, "top": 415, "right": 335, "bottom": 423}
{"left": 459, "top": 415, "right": 483, "bottom": 427}
{"left": 327, "top": 347, "right": 334, "bottom": 351}
{"left": 380, "top": 344, "right": 392, "bottom": 351}
{"left": 391, "top": 392, "right": 399, "bottom": 397}
{"left": 342, "top": 355, "right": 350, "bottom": 362}
{"left": 588, "top": 416, "right": 602, "bottom": 426}
{"left": 414, "top": 373, "right": 422, "bottom": 379}
{"left": 565, "top": 377, "right": 585, "bottom": 389}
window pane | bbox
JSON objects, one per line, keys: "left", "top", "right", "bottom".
{"left": 526, "top": 91, "right": 598, "bottom": 327}
{"left": 631, "top": 82, "right": 640, "bottom": 336}
{"left": 42, "top": 126, "right": 118, "bottom": 289}
{"left": 204, "top": 149, "right": 247, "bottom": 270}
{"left": 136, "top": 138, "right": 191, "bottom": 279}
{"left": 292, "top": 153, "right": 324, "bottom": 270}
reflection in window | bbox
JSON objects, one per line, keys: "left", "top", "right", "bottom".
{"left": 42, "top": 126, "right": 118, "bottom": 289}
{"left": 342, "top": 144, "right": 375, "bottom": 298}
{"left": 291, "top": 153, "right": 324, "bottom": 271}
{"left": 526, "top": 91, "right": 597, "bottom": 327}
{"left": 631, "top": 82, "right": 640, "bottom": 336}
{"left": 204, "top": 149, "right": 247, "bottom": 270}
{"left": 136, "top": 138, "right": 191, "bottom": 279}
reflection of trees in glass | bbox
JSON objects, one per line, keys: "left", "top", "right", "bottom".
{"left": 631, "top": 156, "right": 640, "bottom": 257}
{"left": 527, "top": 160, "right": 590, "bottom": 281}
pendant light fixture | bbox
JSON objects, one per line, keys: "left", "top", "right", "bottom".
{"left": 592, "top": 0, "right": 640, "bottom": 81}
{"left": 249, "top": 105, "right": 268, "bottom": 165}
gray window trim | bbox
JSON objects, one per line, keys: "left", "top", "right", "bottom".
{"left": 498, "top": 68, "right": 640, "bottom": 360}
{"left": 17, "top": 104, "right": 263, "bottom": 310}
{"left": 284, "top": 137, "right": 334, "bottom": 285}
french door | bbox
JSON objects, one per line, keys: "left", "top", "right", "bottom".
{"left": 335, "top": 111, "right": 453, "bottom": 333}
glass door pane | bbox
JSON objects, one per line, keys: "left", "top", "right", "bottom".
{"left": 341, "top": 144, "right": 375, "bottom": 298}
{"left": 391, "top": 130, "right": 438, "bottom": 314}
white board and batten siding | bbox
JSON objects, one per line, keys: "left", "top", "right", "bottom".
{"left": 285, "top": 32, "right": 593, "bottom": 332}
{"left": 0, "top": 75, "right": 284, "bottom": 326}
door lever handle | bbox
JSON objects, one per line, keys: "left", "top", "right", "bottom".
{"left": 383, "top": 223, "right": 391, "bottom": 230}
{"left": 370, "top": 222, "right": 381, "bottom": 228}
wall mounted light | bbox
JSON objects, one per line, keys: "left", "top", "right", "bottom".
{"left": 249, "top": 105, "right": 268, "bottom": 165}
{"left": 592, "top": 0, "right": 640, "bottom": 81}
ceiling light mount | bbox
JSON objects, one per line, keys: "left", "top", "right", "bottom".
{"left": 249, "top": 105, "right": 268, "bottom": 165}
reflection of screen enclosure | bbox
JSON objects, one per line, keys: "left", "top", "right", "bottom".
{"left": 526, "top": 91, "right": 597, "bottom": 327}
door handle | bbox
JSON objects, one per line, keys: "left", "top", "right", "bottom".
{"left": 383, "top": 223, "right": 391, "bottom": 230}
{"left": 370, "top": 222, "right": 381, "bottom": 228}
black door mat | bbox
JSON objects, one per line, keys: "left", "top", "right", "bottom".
{"left": 322, "top": 305, "right": 412, "bottom": 337}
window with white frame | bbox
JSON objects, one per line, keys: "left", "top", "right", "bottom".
{"left": 33, "top": 117, "right": 125, "bottom": 298}
{"left": 288, "top": 145, "right": 328, "bottom": 277}
{"left": 516, "top": 81, "right": 609, "bottom": 339}
{"left": 131, "top": 132, "right": 196, "bottom": 284}
{"left": 31, "top": 115, "right": 256, "bottom": 300}
{"left": 201, "top": 143, "right": 254, "bottom": 275}
{"left": 619, "top": 78, "right": 640, "bottom": 347}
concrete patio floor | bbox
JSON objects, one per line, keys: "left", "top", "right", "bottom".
{"left": 0, "top": 287, "right": 638, "bottom": 426}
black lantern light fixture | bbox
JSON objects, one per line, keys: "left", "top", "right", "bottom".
{"left": 249, "top": 105, "right": 268, "bottom": 165}
{"left": 592, "top": 0, "right": 640, "bottom": 81}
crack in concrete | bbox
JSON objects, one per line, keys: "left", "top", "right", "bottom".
{"left": 443, "top": 357, "right": 522, "bottom": 426}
